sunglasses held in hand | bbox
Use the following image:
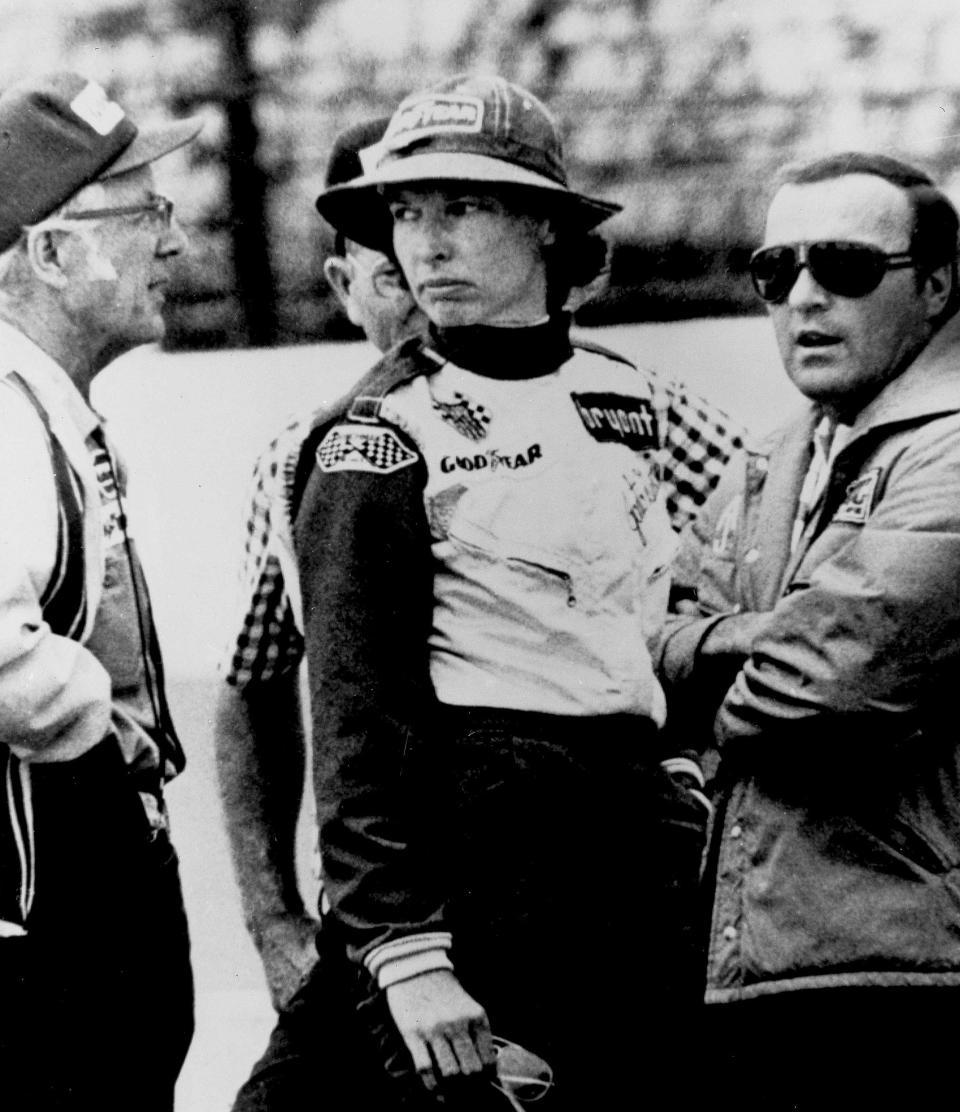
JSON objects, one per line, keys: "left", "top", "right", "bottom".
{"left": 749, "top": 240, "right": 916, "bottom": 303}
{"left": 491, "top": 1036, "right": 553, "bottom": 1109}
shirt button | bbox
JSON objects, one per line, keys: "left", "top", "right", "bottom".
{"left": 744, "top": 548, "right": 760, "bottom": 564}
{"left": 722, "top": 925, "right": 738, "bottom": 941}
{"left": 730, "top": 824, "right": 742, "bottom": 839}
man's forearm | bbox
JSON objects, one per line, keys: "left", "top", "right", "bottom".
{"left": 213, "top": 673, "right": 312, "bottom": 930}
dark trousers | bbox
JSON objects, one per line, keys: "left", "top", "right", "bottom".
{"left": 235, "top": 710, "right": 707, "bottom": 1111}
{"left": 705, "top": 986, "right": 960, "bottom": 1112}
{"left": 0, "top": 743, "right": 194, "bottom": 1112}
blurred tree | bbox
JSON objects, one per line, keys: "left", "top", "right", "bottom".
{"left": 171, "top": 0, "right": 329, "bottom": 346}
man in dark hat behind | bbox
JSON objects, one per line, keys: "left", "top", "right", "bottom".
{"left": 215, "top": 116, "right": 427, "bottom": 1017}
{"left": 0, "top": 71, "right": 201, "bottom": 1110}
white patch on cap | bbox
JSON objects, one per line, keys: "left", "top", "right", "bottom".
{"left": 70, "top": 82, "right": 125, "bottom": 137}
{"left": 386, "top": 95, "right": 484, "bottom": 152}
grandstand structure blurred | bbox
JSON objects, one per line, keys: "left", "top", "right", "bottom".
{"left": 4, "top": 0, "right": 960, "bottom": 347}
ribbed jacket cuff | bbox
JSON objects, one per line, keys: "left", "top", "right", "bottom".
{"left": 365, "top": 931, "right": 454, "bottom": 989}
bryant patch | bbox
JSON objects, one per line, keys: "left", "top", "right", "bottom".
{"left": 833, "top": 468, "right": 881, "bottom": 525}
{"left": 316, "top": 424, "right": 417, "bottom": 475}
{"left": 433, "top": 392, "right": 491, "bottom": 441}
{"left": 571, "top": 393, "right": 658, "bottom": 451}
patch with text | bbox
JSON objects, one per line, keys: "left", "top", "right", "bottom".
{"left": 570, "top": 392, "right": 658, "bottom": 451}
{"left": 386, "top": 95, "right": 484, "bottom": 150}
{"left": 439, "top": 443, "right": 542, "bottom": 474}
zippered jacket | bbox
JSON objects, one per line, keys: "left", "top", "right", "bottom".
{"left": 657, "top": 310, "right": 960, "bottom": 1002}
{"left": 293, "top": 324, "right": 742, "bottom": 985}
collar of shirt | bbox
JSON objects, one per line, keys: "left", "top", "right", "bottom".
{"left": 0, "top": 319, "right": 101, "bottom": 443}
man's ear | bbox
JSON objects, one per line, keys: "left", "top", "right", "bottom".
{"left": 923, "top": 260, "right": 955, "bottom": 322}
{"left": 24, "top": 225, "right": 72, "bottom": 289}
{"left": 536, "top": 218, "right": 556, "bottom": 248}
{"left": 323, "top": 255, "right": 353, "bottom": 311}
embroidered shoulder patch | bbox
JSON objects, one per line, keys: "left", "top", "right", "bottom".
{"left": 833, "top": 468, "right": 881, "bottom": 525}
{"left": 316, "top": 423, "right": 417, "bottom": 474}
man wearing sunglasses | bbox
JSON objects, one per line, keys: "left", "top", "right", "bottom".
{"left": 657, "top": 151, "right": 960, "bottom": 1109}
{"left": 0, "top": 72, "right": 201, "bottom": 1109}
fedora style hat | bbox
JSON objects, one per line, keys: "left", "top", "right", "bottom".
{"left": 0, "top": 71, "right": 202, "bottom": 251}
{"left": 316, "top": 74, "right": 622, "bottom": 253}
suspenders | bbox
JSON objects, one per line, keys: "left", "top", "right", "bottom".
{"left": 8, "top": 372, "right": 88, "bottom": 638}
{"left": 0, "top": 371, "right": 182, "bottom": 931}
{"left": 0, "top": 373, "right": 89, "bottom": 931}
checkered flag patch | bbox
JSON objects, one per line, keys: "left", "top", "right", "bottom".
{"left": 433, "top": 392, "right": 492, "bottom": 442}
{"left": 316, "top": 423, "right": 418, "bottom": 474}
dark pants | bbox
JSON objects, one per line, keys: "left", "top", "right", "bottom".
{"left": 235, "top": 710, "right": 707, "bottom": 1111}
{"left": 0, "top": 743, "right": 194, "bottom": 1112}
{"left": 705, "top": 986, "right": 960, "bottom": 1112}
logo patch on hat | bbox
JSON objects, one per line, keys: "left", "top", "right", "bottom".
{"left": 570, "top": 393, "right": 658, "bottom": 452}
{"left": 833, "top": 468, "right": 881, "bottom": 525}
{"left": 386, "top": 95, "right": 484, "bottom": 151}
{"left": 316, "top": 423, "right": 417, "bottom": 474}
{"left": 70, "top": 82, "right": 125, "bottom": 136}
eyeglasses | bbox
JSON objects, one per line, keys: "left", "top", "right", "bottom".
{"left": 490, "top": 1036, "right": 554, "bottom": 1110}
{"left": 61, "top": 195, "right": 175, "bottom": 229}
{"left": 749, "top": 240, "right": 915, "bottom": 303}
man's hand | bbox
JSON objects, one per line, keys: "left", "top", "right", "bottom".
{"left": 386, "top": 969, "right": 496, "bottom": 1091}
{"left": 254, "top": 911, "right": 320, "bottom": 1011}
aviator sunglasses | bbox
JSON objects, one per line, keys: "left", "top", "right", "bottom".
{"left": 749, "top": 240, "right": 915, "bottom": 303}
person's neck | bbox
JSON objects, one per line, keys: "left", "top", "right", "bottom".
{"left": 0, "top": 300, "right": 107, "bottom": 402}
{"left": 429, "top": 314, "right": 573, "bottom": 379}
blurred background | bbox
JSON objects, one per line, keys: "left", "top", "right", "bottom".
{"left": 2, "top": 0, "right": 960, "bottom": 349}
{"left": 5, "top": 2, "right": 960, "bottom": 1107}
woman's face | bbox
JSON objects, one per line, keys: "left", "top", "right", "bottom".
{"left": 387, "top": 186, "right": 552, "bottom": 328}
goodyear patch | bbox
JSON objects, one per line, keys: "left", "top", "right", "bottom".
{"left": 316, "top": 424, "right": 417, "bottom": 475}
{"left": 570, "top": 392, "right": 658, "bottom": 451}
{"left": 386, "top": 95, "right": 484, "bottom": 151}
{"left": 833, "top": 468, "right": 881, "bottom": 525}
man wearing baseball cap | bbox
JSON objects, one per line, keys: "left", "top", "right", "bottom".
{"left": 287, "top": 74, "right": 744, "bottom": 1109}
{"left": 0, "top": 72, "right": 200, "bottom": 1110}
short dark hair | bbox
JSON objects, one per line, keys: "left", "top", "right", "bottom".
{"left": 776, "top": 152, "right": 959, "bottom": 276}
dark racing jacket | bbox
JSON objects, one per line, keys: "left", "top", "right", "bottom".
{"left": 657, "top": 310, "right": 960, "bottom": 1003}
{"left": 293, "top": 320, "right": 742, "bottom": 986}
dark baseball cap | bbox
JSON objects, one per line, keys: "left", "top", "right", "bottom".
{"left": 316, "top": 74, "right": 622, "bottom": 252}
{"left": 0, "top": 71, "right": 202, "bottom": 251}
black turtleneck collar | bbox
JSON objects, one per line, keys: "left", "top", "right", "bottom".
{"left": 428, "top": 315, "right": 574, "bottom": 379}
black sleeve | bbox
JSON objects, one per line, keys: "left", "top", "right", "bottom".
{"left": 294, "top": 420, "right": 445, "bottom": 965}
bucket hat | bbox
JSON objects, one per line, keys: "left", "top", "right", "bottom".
{"left": 316, "top": 74, "right": 621, "bottom": 252}
{"left": 0, "top": 71, "right": 202, "bottom": 252}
